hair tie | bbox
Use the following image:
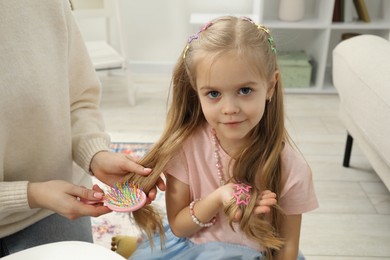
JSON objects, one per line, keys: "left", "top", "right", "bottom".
{"left": 232, "top": 183, "right": 252, "bottom": 206}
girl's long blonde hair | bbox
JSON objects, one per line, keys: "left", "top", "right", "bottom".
{"left": 126, "top": 16, "right": 287, "bottom": 256}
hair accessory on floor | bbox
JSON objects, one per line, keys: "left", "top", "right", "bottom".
{"left": 82, "top": 180, "right": 147, "bottom": 212}
{"left": 232, "top": 183, "right": 252, "bottom": 206}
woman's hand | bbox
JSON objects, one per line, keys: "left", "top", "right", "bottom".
{"left": 90, "top": 151, "right": 152, "bottom": 185}
{"left": 28, "top": 180, "right": 111, "bottom": 220}
{"left": 89, "top": 151, "right": 166, "bottom": 203}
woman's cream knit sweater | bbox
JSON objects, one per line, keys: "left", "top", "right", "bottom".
{"left": 0, "top": 0, "right": 110, "bottom": 237}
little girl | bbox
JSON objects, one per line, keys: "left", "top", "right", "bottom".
{"left": 127, "top": 16, "right": 318, "bottom": 259}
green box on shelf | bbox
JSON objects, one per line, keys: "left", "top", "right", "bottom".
{"left": 277, "top": 51, "right": 312, "bottom": 88}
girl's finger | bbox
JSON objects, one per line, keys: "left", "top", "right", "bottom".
{"left": 253, "top": 206, "right": 271, "bottom": 215}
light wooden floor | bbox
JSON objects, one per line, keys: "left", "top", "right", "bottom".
{"left": 99, "top": 74, "right": 390, "bottom": 260}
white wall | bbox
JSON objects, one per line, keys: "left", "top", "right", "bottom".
{"left": 72, "top": 0, "right": 255, "bottom": 63}
{"left": 71, "top": 0, "right": 102, "bottom": 9}
{"left": 122, "top": 0, "right": 190, "bottom": 62}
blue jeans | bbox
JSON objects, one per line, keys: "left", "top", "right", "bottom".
{"left": 0, "top": 213, "right": 92, "bottom": 257}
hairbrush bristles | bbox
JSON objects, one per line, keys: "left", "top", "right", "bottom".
{"left": 82, "top": 180, "right": 147, "bottom": 212}
{"left": 104, "top": 181, "right": 146, "bottom": 212}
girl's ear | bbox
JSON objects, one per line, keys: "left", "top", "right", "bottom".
{"left": 267, "top": 70, "right": 279, "bottom": 100}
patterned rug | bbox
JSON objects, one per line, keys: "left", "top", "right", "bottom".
{"left": 91, "top": 143, "right": 166, "bottom": 249}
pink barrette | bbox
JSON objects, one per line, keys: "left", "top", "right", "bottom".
{"left": 232, "top": 183, "right": 252, "bottom": 206}
{"left": 201, "top": 21, "right": 213, "bottom": 31}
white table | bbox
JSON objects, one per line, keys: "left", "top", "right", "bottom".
{"left": 2, "top": 241, "right": 125, "bottom": 260}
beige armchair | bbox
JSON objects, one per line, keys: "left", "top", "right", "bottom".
{"left": 333, "top": 34, "right": 390, "bottom": 191}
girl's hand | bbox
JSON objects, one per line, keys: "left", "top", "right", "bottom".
{"left": 219, "top": 183, "right": 246, "bottom": 221}
{"left": 253, "top": 190, "right": 277, "bottom": 215}
{"left": 220, "top": 183, "right": 277, "bottom": 221}
{"left": 219, "top": 182, "right": 238, "bottom": 206}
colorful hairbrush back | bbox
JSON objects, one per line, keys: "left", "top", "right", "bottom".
{"left": 83, "top": 180, "right": 147, "bottom": 212}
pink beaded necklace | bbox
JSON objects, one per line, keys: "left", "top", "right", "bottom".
{"left": 211, "top": 129, "right": 226, "bottom": 186}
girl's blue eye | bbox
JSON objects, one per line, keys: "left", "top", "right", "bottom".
{"left": 239, "top": 87, "right": 252, "bottom": 95}
{"left": 207, "top": 91, "right": 220, "bottom": 99}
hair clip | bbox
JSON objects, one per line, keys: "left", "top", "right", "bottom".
{"left": 268, "top": 36, "right": 277, "bottom": 54}
{"left": 184, "top": 21, "right": 214, "bottom": 59}
{"left": 187, "top": 21, "right": 213, "bottom": 44}
{"left": 241, "top": 17, "right": 277, "bottom": 54}
{"left": 188, "top": 34, "right": 199, "bottom": 44}
{"left": 232, "top": 183, "right": 252, "bottom": 206}
{"left": 241, "top": 16, "right": 255, "bottom": 24}
{"left": 201, "top": 21, "right": 213, "bottom": 31}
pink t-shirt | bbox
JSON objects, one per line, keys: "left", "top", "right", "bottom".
{"left": 166, "top": 124, "right": 318, "bottom": 251}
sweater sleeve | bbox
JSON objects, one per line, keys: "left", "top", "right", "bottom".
{"left": 64, "top": 2, "right": 111, "bottom": 173}
{"left": 0, "top": 182, "right": 30, "bottom": 220}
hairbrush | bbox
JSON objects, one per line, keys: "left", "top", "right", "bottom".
{"left": 82, "top": 181, "right": 147, "bottom": 212}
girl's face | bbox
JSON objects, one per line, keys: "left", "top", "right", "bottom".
{"left": 195, "top": 52, "right": 276, "bottom": 154}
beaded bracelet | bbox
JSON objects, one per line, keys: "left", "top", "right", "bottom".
{"left": 189, "top": 199, "right": 217, "bottom": 228}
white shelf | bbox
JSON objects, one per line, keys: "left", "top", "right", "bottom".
{"left": 264, "top": 19, "right": 328, "bottom": 29}
{"left": 331, "top": 20, "right": 390, "bottom": 30}
{"left": 189, "top": 0, "right": 390, "bottom": 94}
{"left": 190, "top": 13, "right": 260, "bottom": 25}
